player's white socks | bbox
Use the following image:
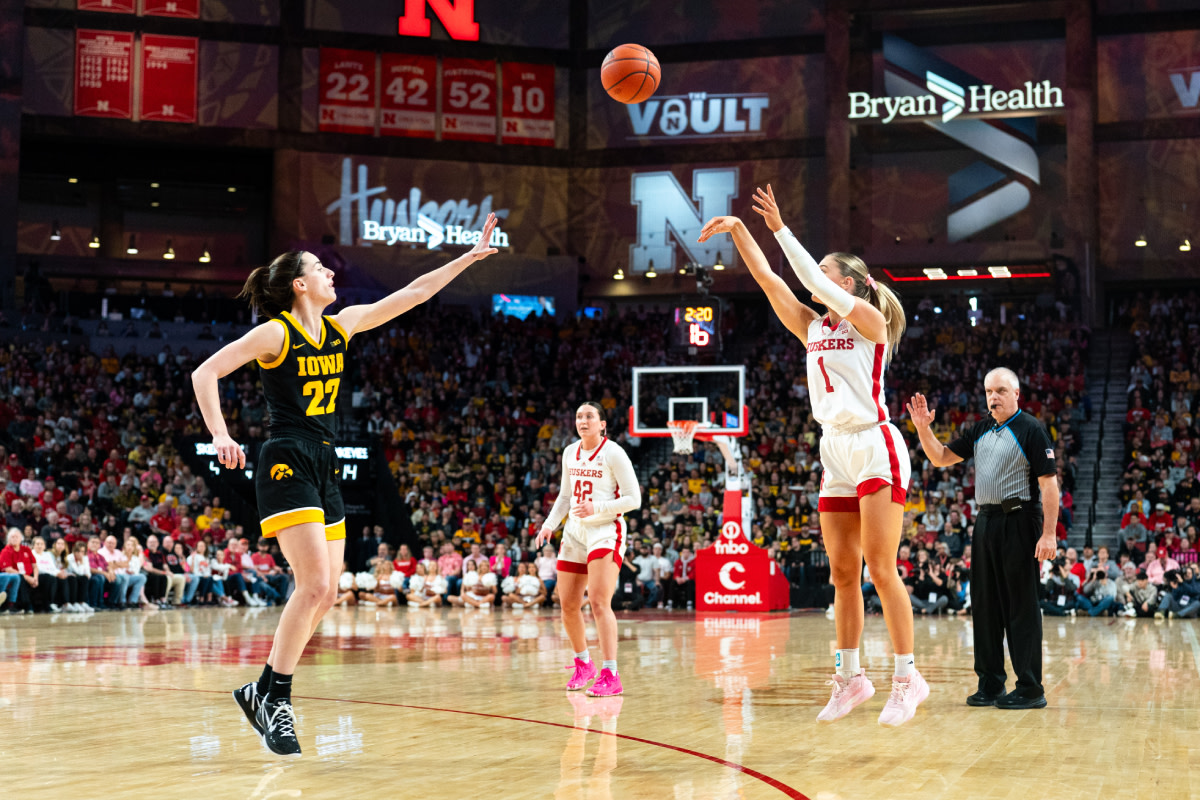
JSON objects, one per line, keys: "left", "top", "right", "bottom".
{"left": 575, "top": 650, "right": 591, "bottom": 663}
{"left": 835, "top": 648, "right": 860, "bottom": 679}
{"left": 894, "top": 654, "right": 916, "bottom": 679}
{"left": 602, "top": 659, "right": 617, "bottom": 674}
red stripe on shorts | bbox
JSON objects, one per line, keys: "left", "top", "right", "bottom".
{"left": 880, "top": 425, "right": 906, "bottom": 504}
{"left": 556, "top": 560, "right": 587, "bottom": 574}
{"left": 818, "top": 496, "right": 859, "bottom": 513}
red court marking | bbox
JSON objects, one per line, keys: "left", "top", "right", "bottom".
{"left": 11, "top": 681, "right": 811, "bottom": 799}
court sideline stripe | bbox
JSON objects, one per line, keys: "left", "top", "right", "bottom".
{"left": 10, "top": 681, "right": 812, "bottom": 800}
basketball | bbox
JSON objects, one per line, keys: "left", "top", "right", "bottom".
{"left": 601, "top": 43, "right": 661, "bottom": 104}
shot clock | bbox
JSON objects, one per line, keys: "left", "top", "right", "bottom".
{"left": 673, "top": 303, "right": 720, "bottom": 350}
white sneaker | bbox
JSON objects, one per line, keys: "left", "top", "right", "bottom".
{"left": 50, "top": 603, "right": 63, "bottom": 613}
{"left": 71, "top": 603, "right": 85, "bottom": 612}
{"left": 511, "top": 602, "right": 524, "bottom": 609}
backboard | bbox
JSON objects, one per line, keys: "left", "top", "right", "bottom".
{"left": 629, "top": 365, "right": 747, "bottom": 439}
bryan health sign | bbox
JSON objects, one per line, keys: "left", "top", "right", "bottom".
{"left": 849, "top": 35, "right": 1065, "bottom": 242}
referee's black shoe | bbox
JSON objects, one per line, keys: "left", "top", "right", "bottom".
{"left": 966, "top": 689, "right": 1006, "bottom": 707}
{"left": 995, "top": 691, "right": 1047, "bottom": 710}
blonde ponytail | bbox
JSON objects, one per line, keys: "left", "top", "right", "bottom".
{"left": 826, "top": 252, "right": 906, "bottom": 363}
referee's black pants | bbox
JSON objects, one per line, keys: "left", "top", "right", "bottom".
{"left": 971, "top": 506, "right": 1044, "bottom": 698}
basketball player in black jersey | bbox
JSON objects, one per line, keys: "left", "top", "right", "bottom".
{"left": 192, "top": 213, "right": 498, "bottom": 755}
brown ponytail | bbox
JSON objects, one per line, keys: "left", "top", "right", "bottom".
{"left": 827, "top": 252, "right": 907, "bottom": 363}
{"left": 236, "top": 251, "right": 306, "bottom": 317}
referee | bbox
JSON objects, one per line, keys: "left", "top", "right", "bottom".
{"left": 907, "top": 367, "right": 1059, "bottom": 710}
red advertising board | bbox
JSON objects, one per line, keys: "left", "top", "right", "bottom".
{"left": 441, "top": 58, "right": 497, "bottom": 142}
{"left": 77, "top": 0, "right": 135, "bottom": 12}
{"left": 140, "top": 35, "right": 198, "bottom": 123}
{"left": 319, "top": 48, "right": 377, "bottom": 135}
{"left": 380, "top": 53, "right": 436, "bottom": 139}
{"left": 143, "top": 0, "right": 201, "bottom": 19}
{"left": 501, "top": 62, "right": 555, "bottom": 147}
{"left": 694, "top": 488, "right": 790, "bottom": 612}
{"left": 74, "top": 30, "right": 134, "bottom": 120}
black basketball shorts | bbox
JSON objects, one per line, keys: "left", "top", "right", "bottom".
{"left": 256, "top": 437, "right": 346, "bottom": 541}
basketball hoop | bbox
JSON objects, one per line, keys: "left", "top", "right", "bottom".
{"left": 667, "top": 420, "right": 702, "bottom": 454}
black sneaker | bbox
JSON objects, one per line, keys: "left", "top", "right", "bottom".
{"left": 995, "top": 692, "right": 1047, "bottom": 710}
{"left": 256, "top": 697, "right": 301, "bottom": 756}
{"left": 966, "top": 689, "right": 1006, "bottom": 707}
{"left": 233, "top": 682, "right": 265, "bottom": 738}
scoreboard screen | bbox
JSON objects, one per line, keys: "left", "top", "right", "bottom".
{"left": 673, "top": 303, "right": 720, "bottom": 350}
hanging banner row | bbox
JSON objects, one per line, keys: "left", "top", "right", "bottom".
{"left": 75, "top": 30, "right": 197, "bottom": 122}
{"left": 78, "top": 0, "right": 199, "bottom": 19}
{"left": 319, "top": 49, "right": 556, "bottom": 146}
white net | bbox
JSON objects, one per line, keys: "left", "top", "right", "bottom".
{"left": 667, "top": 420, "right": 701, "bottom": 454}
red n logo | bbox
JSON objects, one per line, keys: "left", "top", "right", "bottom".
{"left": 397, "top": 0, "right": 480, "bottom": 41}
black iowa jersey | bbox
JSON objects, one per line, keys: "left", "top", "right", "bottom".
{"left": 257, "top": 311, "right": 350, "bottom": 443}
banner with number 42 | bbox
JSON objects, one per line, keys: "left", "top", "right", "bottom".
{"left": 381, "top": 53, "right": 435, "bottom": 139}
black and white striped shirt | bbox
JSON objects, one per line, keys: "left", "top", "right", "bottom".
{"left": 948, "top": 410, "right": 1056, "bottom": 505}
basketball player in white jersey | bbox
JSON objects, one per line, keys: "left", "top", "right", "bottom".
{"left": 535, "top": 402, "right": 641, "bottom": 697}
{"left": 699, "top": 184, "right": 927, "bottom": 726}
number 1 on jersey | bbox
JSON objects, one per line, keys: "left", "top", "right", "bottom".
{"left": 817, "top": 357, "right": 835, "bottom": 393}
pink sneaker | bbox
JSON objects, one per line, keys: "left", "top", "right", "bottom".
{"left": 878, "top": 671, "right": 930, "bottom": 727}
{"left": 565, "top": 658, "right": 597, "bottom": 691}
{"left": 816, "top": 672, "right": 875, "bottom": 723}
{"left": 586, "top": 668, "right": 623, "bottom": 697}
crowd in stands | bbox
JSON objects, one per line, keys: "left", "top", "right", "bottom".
{"left": 2, "top": 292, "right": 1098, "bottom": 618}
{"left": 1063, "top": 289, "right": 1200, "bottom": 619}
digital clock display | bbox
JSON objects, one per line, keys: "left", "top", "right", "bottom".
{"left": 673, "top": 304, "right": 720, "bottom": 349}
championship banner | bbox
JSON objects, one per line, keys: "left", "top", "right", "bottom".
{"left": 144, "top": 0, "right": 201, "bottom": 19}
{"left": 140, "top": 35, "right": 198, "bottom": 124}
{"left": 441, "top": 58, "right": 497, "bottom": 142}
{"left": 694, "top": 487, "right": 790, "bottom": 612}
{"left": 319, "top": 48, "right": 377, "bottom": 135}
{"left": 74, "top": 30, "right": 134, "bottom": 119}
{"left": 501, "top": 62, "right": 555, "bottom": 147}
{"left": 77, "top": 0, "right": 135, "bottom": 13}
{"left": 380, "top": 53, "right": 436, "bottom": 139}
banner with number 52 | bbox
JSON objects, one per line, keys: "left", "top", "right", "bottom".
{"left": 319, "top": 48, "right": 377, "bottom": 135}
{"left": 441, "top": 58, "right": 497, "bottom": 143}
{"left": 501, "top": 62, "right": 555, "bottom": 147}
{"left": 380, "top": 54, "right": 435, "bottom": 139}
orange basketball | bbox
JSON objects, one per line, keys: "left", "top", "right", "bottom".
{"left": 601, "top": 44, "right": 661, "bottom": 105}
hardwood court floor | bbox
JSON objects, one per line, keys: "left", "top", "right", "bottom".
{"left": 3, "top": 605, "right": 1199, "bottom": 800}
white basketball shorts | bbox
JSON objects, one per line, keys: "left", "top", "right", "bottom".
{"left": 818, "top": 421, "right": 911, "bottom": 512}
{"left": 556, "top": 517, "right": 628, "bottom": 575}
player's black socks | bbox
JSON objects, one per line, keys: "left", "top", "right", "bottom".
{"left": 266, "top": 672, "right": 293, "bottom": 705}
{"left": 257, "top": 664, "right": 273, "bottom": 697}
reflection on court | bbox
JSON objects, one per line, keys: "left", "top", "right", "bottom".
{"left": 3, "top": 607, "right": 1199, "bottom": 799}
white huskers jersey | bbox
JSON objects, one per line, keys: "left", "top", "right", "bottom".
{"left": 546, "top": 436, "right": 641, "bottom": 567}
{"left": 805, "top": 316, "right": 892, "bottom": 430}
